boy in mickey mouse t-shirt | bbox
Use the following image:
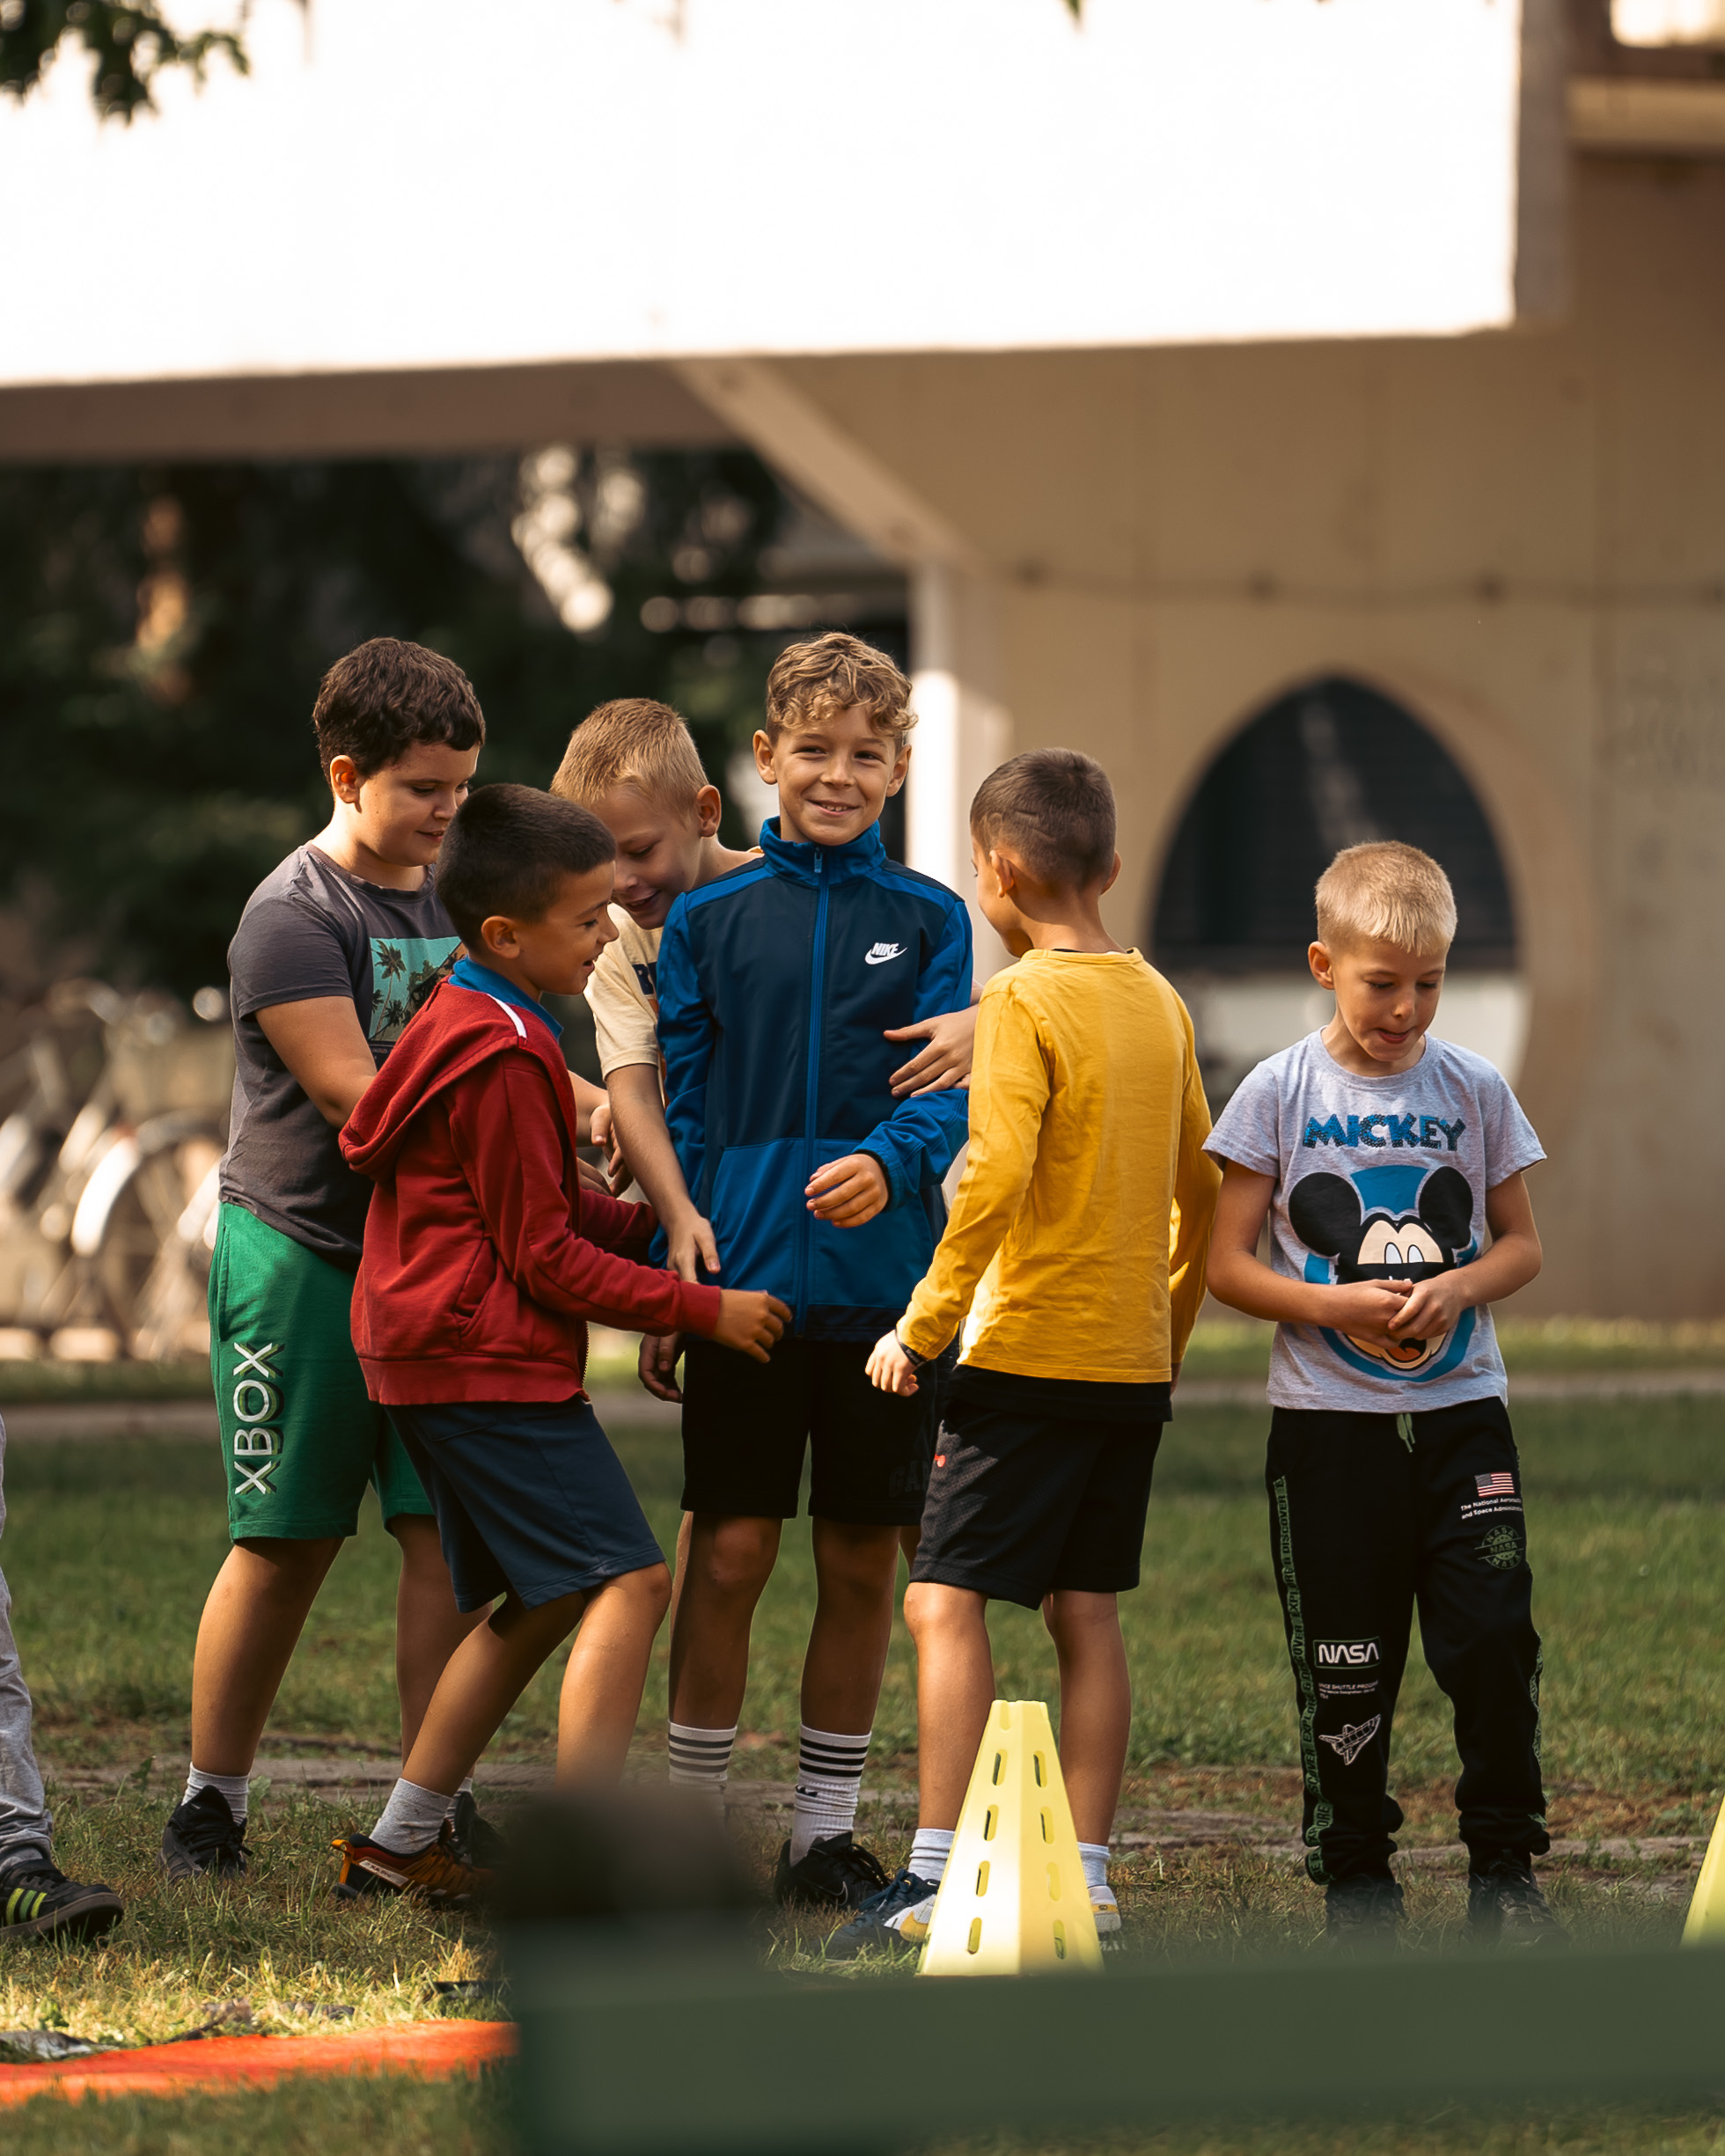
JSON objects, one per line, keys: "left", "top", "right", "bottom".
{"left": 1206, "top": 841, "right": 1565, "bottom": 1952}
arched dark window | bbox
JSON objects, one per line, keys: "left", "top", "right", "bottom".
{"left": 1151, "top": 678, "right": 1522, "bottom": 1106}
{"left": 1152, "top": 677, "right": 1515, "bottom": 973}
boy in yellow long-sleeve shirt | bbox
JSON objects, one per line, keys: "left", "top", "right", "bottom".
{"left": 829, "top": 747, "right": 1220, "bottom": 1956}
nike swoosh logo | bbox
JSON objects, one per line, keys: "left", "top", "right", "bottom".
{"left": 864, "top": 944, "right": 907, "bottom": 964}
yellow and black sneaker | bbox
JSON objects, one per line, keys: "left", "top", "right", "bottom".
{"left": 1, "top": 1860, "right": 124, "bottom": 1944}
{"left": 332, "top": 1825, "right": 492, "bottom": 1910}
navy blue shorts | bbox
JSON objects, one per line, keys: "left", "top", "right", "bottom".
{"left": 388, "top": 1397, "right": 664, "bottom": 1613}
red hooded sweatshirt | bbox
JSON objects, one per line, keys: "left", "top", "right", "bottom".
{"left": 339, "top": 979, "right": 722, "bottom": 1404}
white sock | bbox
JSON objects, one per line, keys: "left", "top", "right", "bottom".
{"left": 789, "top": 1725, "right": 871, "bottom": 1864}
{"left": 668, "top": 1721, "right": 737, "bottom": 1813}
{"left": 908, "top": 1827, "right": 954, "bottom": 1887}
{"left": 370, "top": 1778, "right": 454, "bottom": 1857}
{"left": 444, "top": 1775, "right": 474, "bottom": 1823}
{"left": 185, "top": 1768, "right": 251, "bottom": 1825}
{"left": 1080, "top": 1840, "right": 1112, "bottom": 1900}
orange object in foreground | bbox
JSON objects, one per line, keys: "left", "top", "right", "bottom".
{"left": 0, "top": 2020, "right": 516, "bottom": 2108}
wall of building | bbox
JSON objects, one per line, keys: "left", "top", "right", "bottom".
{"left": 769, "top": 158, "right": 1725, "bottom": 1316}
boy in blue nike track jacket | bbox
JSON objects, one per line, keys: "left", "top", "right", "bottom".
{"left": 653, "top": 634, "right": 973, "bottom": 1912}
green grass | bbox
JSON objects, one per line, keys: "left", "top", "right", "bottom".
{"left": 7, "top": 1312, "right": 1725, "bottom": 1407}
{"left": 0, "top": 1361, "right": 217, "bottom": 1404}
{"left": 11, "top": 1399, "right": 1725, "bottom": 1795}
{"left": 3, "top": 1399, "right": 1723, "bottom": 2150}
{"left": 6, "top": 2083, "right": 1725, "bottom": 2156}
{"left": 1178, "top": 1317, "right": 1725, "bottom": 1381}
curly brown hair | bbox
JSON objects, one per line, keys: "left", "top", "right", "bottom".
{"left": 763, "top": 631, "right": 915, "bottom": 745}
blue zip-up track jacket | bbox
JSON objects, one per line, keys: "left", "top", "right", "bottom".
{"left": 657, "top": 818, "right": 973, "bottom": 1340}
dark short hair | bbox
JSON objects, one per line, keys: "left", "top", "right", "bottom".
{"left": 312, "top": 637, "right": 487, "bottom": 779}
{"left": 437, "top": 784, "right": 616, "bottom": 948}
{"left": 970, "top": 749, "right": 1116, "bottom": 890}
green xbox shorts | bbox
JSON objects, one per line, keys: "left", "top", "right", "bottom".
{"left": 207, "top": 1202, "right": 433, "bottom": 1542}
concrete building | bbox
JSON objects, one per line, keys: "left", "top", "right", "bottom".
{"left": 4, "top": 0, "right": 1723, "bottom": 1314}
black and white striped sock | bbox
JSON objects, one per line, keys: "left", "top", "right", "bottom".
{"left": 789, "top": 1724, "right": 871, "bottom": 1864}
{"left": 668, "top": 1720, "right": 738, "bottom": 1813}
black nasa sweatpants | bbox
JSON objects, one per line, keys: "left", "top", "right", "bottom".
{"left": 1265, "top": 1396, "right": 1549, "bottom": 1886}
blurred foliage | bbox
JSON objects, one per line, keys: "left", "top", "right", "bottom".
{"left": 0, "top": 0, "right": 249, "bottom": 121}
{"left": 0, "top": 451, "right": 797, "bottom": 997}
{"left": 3, "top": 1, "right": 1086, "bottom": 127}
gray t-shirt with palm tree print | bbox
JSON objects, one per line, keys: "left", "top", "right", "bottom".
{"left": 220, "top": 844, "right": 459, "bottom": 1267}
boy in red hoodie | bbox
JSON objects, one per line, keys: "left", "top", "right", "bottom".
{"left": 334, "top": 784, "right": 788, "bottom": 1903}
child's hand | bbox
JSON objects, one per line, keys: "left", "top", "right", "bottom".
{"left": 639, "top": 1331, "right": 684, "bottom": 1402}
{"left": 805, "top": 1154, "right": 888, "bottom": 1226}
{"left": 667, "top": 1211, "right": 722, "bottom": 1283}
{"left": 866, "top": 1330, "right": 919, "bottom": 1396}
{"left": 590, "top": 1100, "right": 635, "bottom": 1192}
{"left": 712, "top": 1289, "right": 791, "bottom": 1363}
{"left": 1322, "top": 1280, "right": 1413, "bottom": 1347}
{"left": 576, "top": 1157, "right": 613, "bottom": 1197}
{"left": 1389, "top": 1271, "right": 1471, "bottom": 1341}
{"left": 885, "top": 1006, "right": 978, "bottom": 1096}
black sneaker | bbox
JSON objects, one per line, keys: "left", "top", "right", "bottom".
{"left": 1324, "top": 1872, "right": 1405, "bottom": 1951}
{"left": 1468, "top": 1854, "right": 1568, "bottom": 1949}
{"left": 160, "top": 1787, "right": 250, "bottom": 1881}
{"left": 774, "top": 1832, "right": 891, "bottom": 1910}
{"left": 0, "top": 1859, "right": 124, "bottom": 1944}
{"left": 824, "top": 1866, "right": 943, "bottom": 1959}
{"left": 449, "top": 1792, "right": 507, "bottom": 1869}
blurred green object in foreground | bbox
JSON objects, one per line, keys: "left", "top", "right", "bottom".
{"left": 509, "top": 1931, "right": 1725, "bottom": 2156}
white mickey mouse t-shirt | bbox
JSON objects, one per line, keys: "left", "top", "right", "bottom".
{"left": 1205, "top": 1031, "right": 1545, "bottom": 1412}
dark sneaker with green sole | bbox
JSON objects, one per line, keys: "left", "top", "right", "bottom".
{"left": 160, "top": 1787, "right": 250, "bottom": 1881}
{"left": 1324, "top": 1873, "right": 1405, "bottom": 1951}
{"left": 0, "top": 1860, "right": 124, "bottom": 1944}
{"left": 1468, "top": 1854, "right": 1568, "bottom": 1949}
{"left": 774, "top": 1832, "right": 890, "bottom": 1910}
{"left": 824, "top": 1867, "right": 943, "bottom": 1959}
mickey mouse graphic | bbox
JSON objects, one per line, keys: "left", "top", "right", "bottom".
{"left": 1288, "top": 1161, "right": 1477, "bottom": 1377}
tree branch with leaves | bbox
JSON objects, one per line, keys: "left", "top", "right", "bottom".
{"left": 0, "top": 0, "right": 253, "bottom": 123}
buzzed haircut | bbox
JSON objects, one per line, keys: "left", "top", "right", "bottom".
{"left": 551, "top": 698, "right": 709, "bottom": 815}
{"left": 1315, "top": 840, "right": 1457, "bottom": 956}
{"left": 437, "top": 784, "right": 616, "bottom": 950}
{"left": 311, "top": 637, "right": 486, "bottom": 779}
{"left": 765, "top": 631, "right": 916, "bottom": 744}
{"left": 970, "top": 749, "right": 1116, "bottom": 891}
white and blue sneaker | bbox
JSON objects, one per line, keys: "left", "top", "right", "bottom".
{"left": 823, "top": 1866, "right": 942, "bottom": 1959}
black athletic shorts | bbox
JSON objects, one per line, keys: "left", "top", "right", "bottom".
{"left": 680, "top": 1335, "right": 941, "bottom": 1525}
{"left": 909, "top": 1367, "right": 1171, "bottom": 1609}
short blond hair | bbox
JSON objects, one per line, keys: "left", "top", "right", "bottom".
{"left": 764, "top": 632, "right": 915, "bottom": 744}
{"left": 551, "top": 698, "right": 708, "bottom": 815}
{"left": 1315, "top": 841, "right": 1457, "bottom": 955}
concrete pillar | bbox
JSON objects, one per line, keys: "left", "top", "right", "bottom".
{"left": 908, "top": 562, "right": 1013, "bottom": 974}
{"left": 672, "top": 357, "right": 1014, "bottom": 977}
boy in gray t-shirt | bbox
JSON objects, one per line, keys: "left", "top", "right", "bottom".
{"left": 1206, "top": 841, "right": 1564, "bottom": 1951}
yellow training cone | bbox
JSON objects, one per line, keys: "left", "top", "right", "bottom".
{"left": 1682, "top": 1792, "right": 1725, "bottom": 1946}
{"left": 918, "top": 1699, "right": 1103, "bottom": 1977}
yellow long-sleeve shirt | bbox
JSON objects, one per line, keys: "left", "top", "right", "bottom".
{"left": 899, "top": 948, "right": 1220, "bottom": 1383}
